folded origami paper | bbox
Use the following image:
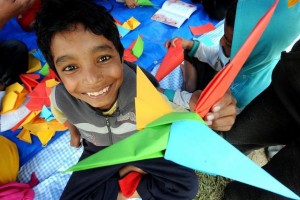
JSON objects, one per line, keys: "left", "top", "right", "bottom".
{"left": 189, "top": 23, "right": 216, "bottom": 36}
{"left": 124, "top": 36, "right": 145, "bottom": 62}
{"left": 122, "top": 17, "right": 141, "bottom": 30}
{"left": 165, "top": 120, "right": 300, "bottom": 200}
{"left": 1, "top": 83, "right": 28, "bottom": 114}
{"left": 27, "top": 53, "right": 42, "bottom": 73}
{"left": 20, "top": 73, "right": 40, "bottom": 92}
{"left": 136, "top": 0, "right": 154, "bottom": 6}
{"left": 155, "top": 38, "right": 184, "bottom": 81}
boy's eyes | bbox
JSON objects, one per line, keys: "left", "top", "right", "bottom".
{"left": 98, "top": 55, "right": 111, "bottom": 62}
{"left": 63, "top": 65, "right": 78, "bottom": 71}
{"left": 60, "top": 55, "right": 112, "bottom": 72}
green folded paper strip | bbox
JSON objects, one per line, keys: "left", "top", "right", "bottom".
{"left": 66, "top": 112, "right": 202, "bottom": 172}
{"left": 136, "top": 0, "right": 155, "bottom": 6}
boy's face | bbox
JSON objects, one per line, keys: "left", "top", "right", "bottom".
{"left": 220, "top": 24, "right": 233, "bottom": 57}
{"left": 51, "top": 24, "right": 123, "bottom": 110}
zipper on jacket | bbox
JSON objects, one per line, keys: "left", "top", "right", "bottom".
{"left": 105, "top": 117, "right": 113, "bottom": 144}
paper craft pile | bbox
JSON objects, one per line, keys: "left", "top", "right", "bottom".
{"left": 0, "top": 51, "right": 68, "bottom": 146}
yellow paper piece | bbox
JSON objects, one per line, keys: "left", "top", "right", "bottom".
{"left": 32, "top": 130, "right": 56, "bottom": 146}
{"left": 46, "top": 121, "right": 68, "bottom": 131}
{"left": 23, "top": 121, "right": 67, "bottom": 132}
{"left": 18, "top": 111, "right": 41, "bottom": 128}
{"left": 288, "top": 0, "right": 299, "bottom": 7}
{"left": 1, "top": 92, "right": 18, "bottom": 114}
{"left": 46, "top": 79, "right": 60, "bottom": 88}
{"left": 17, "top": 129, "right": 32, "bottom": 144}
{"left": 1, "top": 83, "right": 27, "bottom": 113}
{"left": 27, "top": 54, "right": 42, "bottom": 73}
{"left": 122, "top": 17, "right": 141, "bottom": 30}
{"left": 5, "top": 82, "right": 24, "bottom": 93}
{"left": 135, "top": 66, "right": 172, "bottom": 130}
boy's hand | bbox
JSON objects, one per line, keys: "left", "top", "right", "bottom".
{"left": 65, "top": 121, "right": 82, "bottom": 148}
{"left": 164, "top": 37, "right": 193, "bottom": 50}
{"left": 70, "top": 132, "right": 81, "bottom": 148}
{"left": 0, "top": 0, "right": 35, "bottom": 29}
{"left": 204, "top": 90, "right": 237, "bottom": 131}
{"left": 125, "top": 0, "right": 138, "bottom": 8}
{"left": 189, "top": 90, "right": 237, "bottom": 131}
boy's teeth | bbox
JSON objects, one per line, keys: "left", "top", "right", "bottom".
{"left": 87, "top": 86, "right": 109, "bottom": 96}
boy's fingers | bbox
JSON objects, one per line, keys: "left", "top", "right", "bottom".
{"left": 171, "top": 37, "right": 178, "bottom": 47}
{"left": 211, "top": 91, "right": 236, "bottom": 113}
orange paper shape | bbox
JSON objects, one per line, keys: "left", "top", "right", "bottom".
{"left": 135, "top": 66, "right": 173, "bottom": 130}
{"left": 17, "top": 129, "right": 32, "bottom": 143}
{"left": 288, "top": 0, "right": 299, "bottom": 8}
{"left": 189, "top": 23, "right": 216, "bottom": 36}
{"left": 155, "top": 38, "right": 184, "bottom": 81}
{"left": 195, "top": 0, "right": 279, "bottom": 117}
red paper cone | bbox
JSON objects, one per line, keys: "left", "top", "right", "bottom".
{"left": 155, "top": 38, "right": 184, "bottom": 81}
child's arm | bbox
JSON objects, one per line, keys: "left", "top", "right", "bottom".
{"left": 125, "top": 0, "right": 138, "bottom": 8}
{"left": 64, "top": 121, "right": 81, "bottom": 148}
{"left": 116, "top": 0, "right": 138, "bottom": 8}
{"left": 0, "top": 0, "right": 35, "bottom": 29}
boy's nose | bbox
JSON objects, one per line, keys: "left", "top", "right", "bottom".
{"left": 82, "top": 66, "right": 102, "bottom": 84}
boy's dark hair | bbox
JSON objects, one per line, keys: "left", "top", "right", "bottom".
{"left": 225, "top": 1, "right": 237, "bottom": 28}
{"left": 34, "top": 0, "right": 124, "bottom": 73}
{"left": 291, "top": 39, "right": 300, "bottom": 52}
{"left": 191, "top": 0, "right": 237, "bottom": 21}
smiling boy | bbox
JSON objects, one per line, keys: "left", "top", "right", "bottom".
{"left": 34, "top": 0, "right": 199, "bottom": 199}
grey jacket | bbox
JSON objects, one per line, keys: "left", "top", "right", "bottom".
{"left": 51, "top": 64, "right": 137, "bottom": 146}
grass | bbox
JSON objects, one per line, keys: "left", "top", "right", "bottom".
{"left": 193, "top": 149, "right": 268, "bottom": 200}
{"left": 193, "top": 172, "right": 231, "bottom": 200}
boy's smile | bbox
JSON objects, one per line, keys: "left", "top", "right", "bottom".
{"left": 51, "top": 24, "right": 123, "bottom": 110}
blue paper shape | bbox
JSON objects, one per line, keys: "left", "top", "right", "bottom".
{"left": 40, "top": 106, "right": 55, "bottom": 121}
{"left": 165, "top": 120, "right": 300, "bottom": 200}
{"left": 117, "top": 24, "right": 130, "bottom": 38}
{"left": 230, "top": 0, "right": 300, "bottom": 109}
{"left": 31, "top": 48, "right": 47, "bottom": 64}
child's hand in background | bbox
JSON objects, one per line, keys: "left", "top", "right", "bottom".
{"left": 125, "top": 0, "right": 138, "bottom": 8}
{"left": 164, "top": 37, "right": 194, "bottom": 50}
